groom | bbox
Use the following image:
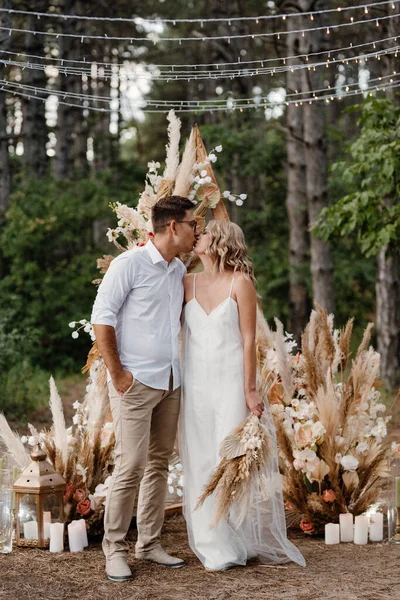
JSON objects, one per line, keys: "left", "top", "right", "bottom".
{"left": 91, "top": 196, "right": 198, "bottom": 582}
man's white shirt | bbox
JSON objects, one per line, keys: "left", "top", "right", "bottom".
{"left": 91, "top": 240, "right": 186, "bottom": 390}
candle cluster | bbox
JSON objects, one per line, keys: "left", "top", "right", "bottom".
{"left": 325, "top": 513, "right": 384, "bottom": 545}
{"left": 22, "top": 516, "right": 89, "bottom": 552}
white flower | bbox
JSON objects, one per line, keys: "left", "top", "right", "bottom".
{"left": 68, "top": 322, "right": 76, "bottom": 328}
{"left": 21, "top": 436, "right": 28, "bottom": 444}
{"left": 106, "top": 228, "right": 117, "bottom": 242}
{"left": 239, "top": 194, "right": 247, "bottom": 200}
{"left": 168, "top": 485, "right": 174, "bottom": 494}
{"left": 79, "top": 319, "right": 86, "bottom": 325}
{"left": 84, "top": 324, "right": 91, "bottom": 333}
{"left": 223, "top": 190, "right": 230, "bottom": 198}
{"left": 356, "top": 441, "right": 369, "bottom": 455}
{"left": 228, "top": 195, "right": 236, "bottom": 202}
{"left": 76, "top": 463, "right": 87, "bottom": 482}
{"left": 177, "top": 489, "right": 183, "bottom": 497}
{"left": 208, "top": 153, "right": 217, "bottom": 162}
{"left": 204, "top": 176, "right": 212, "bottom": 183}
{"left": 176, "top": 463, "right": 183, "bottom": 471}
{"left": 236, "top": 200, "right": 243, "bottom": 206}
{"left": 215, "top": 145, "right": 223, "bottom": 152}
{"left": 72, "top": 414, "right": 81, "bottom": 425}
{"left": 28, "top": 436, "right": 37, "bottom": 446}
{"left": 73, "top": 401, "right": 81, "bottom": 409}
{"left": 340, "top": 454, "right": 359, "bottom": 471}
{"left": 200, "top": 169, "right": 207, "bottom": 177}
{"left": 72, "top": 331, "right": 79, "bottom": 339}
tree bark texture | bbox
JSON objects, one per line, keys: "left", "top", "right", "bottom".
{"left": 54, "top": 0, "right": 88, "bottom": 179}
{"left": 22, "top": 2, "right": 48, "bottom": 177}
{"left": 0, "top": 0, "right": 11, "bottom": 218}
{"left": 299, "top": 0, "right": 335, "bottom": 314}
{"left": 376, "top": 247, "right": 400, "bottom": 390}
{"left": 284, "top": 12, "right": 310, "bottom": 343}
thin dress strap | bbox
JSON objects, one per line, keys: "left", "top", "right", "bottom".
{"left": 229, "top": 274, "right": 235, "bottom": 298}
{"left": 193, "top": 273, "right": 197, "bottom": 299}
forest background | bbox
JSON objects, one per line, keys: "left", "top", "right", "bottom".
{"left": 0, "top": 0, "right": 399, "bottom": 422}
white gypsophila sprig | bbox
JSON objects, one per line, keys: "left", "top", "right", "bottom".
{"left": 222, "top": 190, "right": 247, "bottom": 207}
{"left": 69, "top": 319, "right": 95, "bottom": 341}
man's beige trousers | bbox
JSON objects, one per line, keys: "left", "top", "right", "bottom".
{"left": 103, "top": 377, "right": 180, "bottom": 559}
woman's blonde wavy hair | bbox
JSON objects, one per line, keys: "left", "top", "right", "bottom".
{"left": 204, "top": 220, "right": 256, "bottom": 285}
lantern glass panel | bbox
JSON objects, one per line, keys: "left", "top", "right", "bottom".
{"left": 43, "top": 493, "right": 62, "bottom": 522}
{"left": 18, "top": 494, "right": 38, "bottom": 541}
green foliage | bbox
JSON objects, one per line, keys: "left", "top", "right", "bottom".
{"left": 0, "top": 362, "right": 50, "bottom": 423}
{"left": 316, "top": 98, "right": 400, "bottom": 257}
{"left": 0, "top": 168, "right": 145, "bottom": 373}
{"left": 0, "top": 310, "right": 49, "bottom": 421}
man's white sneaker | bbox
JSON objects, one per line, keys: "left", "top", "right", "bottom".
{"left": 135, "top": 546, "right": 185, "bottom": 568}
{"left": 106, "top": 555, "right": 133, "bottom": 582}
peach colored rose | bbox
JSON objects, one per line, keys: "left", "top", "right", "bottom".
{"left": 284, "top": 500, "right": 294, "bottom": 511}
{"left": 77, "top": 499, "right": 91, "bottom": 516}
{"left": 295, "top": 424, "right": 314, "bottom": 447}
{"left": 73, "top": 488, "right": 87, "bottom": 503}
{"left": 300, "top": 519, "right": 315, "bottom": 535}
{"left": 322, "top": 489, "right": 336, "bottom": 503}
{"left": 64, "top": 482, "right": 73, "bottom": 501}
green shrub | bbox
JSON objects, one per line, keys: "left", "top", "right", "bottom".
{"left": 0, "top": 361, "right": 49, "bottom": 423}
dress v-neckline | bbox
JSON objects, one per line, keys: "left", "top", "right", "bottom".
{"left": 189, "top": 273, "right": 236, "bottom": 317}
{"left": 187, "top": 296, "right": 236, "bottom": 317}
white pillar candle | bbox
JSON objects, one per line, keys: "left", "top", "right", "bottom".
{"left": 325, "top": 523, "right": 340, "bottom": 545}
{"left": 369, "top": 513, "right": 384, "bottom": 542}
{"left": 339, "top": 513, "right": 354, "bottom": 542}
{"left": 354, "top": 515, "right": 368, "bottom": 545}
{"left": 75, "top": 519, "right": 89, "bottom": 548}
{"left": 23, "top": 520, "right": 38, "bottom": 540}
{"left": 49, "top": 523, "right": 64, "bottom": 553}
{"left": 68, "top": 521, "right": 84, "bottom": 552}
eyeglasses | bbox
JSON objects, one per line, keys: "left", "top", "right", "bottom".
{"left": 165, "top": 219, "right": 198, "bottom": 231}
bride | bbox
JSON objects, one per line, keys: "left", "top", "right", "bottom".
{"left": 179, "top": 220, "right": 305, "bottom": 571}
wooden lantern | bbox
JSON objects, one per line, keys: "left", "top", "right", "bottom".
{"left": 13, "top": 446, "right": 66, "bottom": 548}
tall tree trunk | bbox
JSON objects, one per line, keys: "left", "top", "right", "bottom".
{"left": 300, "top": 0, "right": 335, "bottom": 314}
{"left": 54, "top": 0, "right": 87, "bottom": 179}
{"left": 376, "top": 248, "right": 400, "bottom": 390}
{"left": 22, "top": 2, "right": 48, "bottom": 177}
{"left": 376, "top": 1, "right": 400, "bottom": 389}
{"left": 0, "top": 1, "right": 11, "bottom": 219}
{"left": 283, "top": 11, "right": 310, "bottom": 342}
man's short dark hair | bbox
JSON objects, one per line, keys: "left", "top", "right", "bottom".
{"left": 152, "top": 195, "right": 194, "bottom": 234}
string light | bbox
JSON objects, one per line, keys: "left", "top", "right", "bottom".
{"left": 0, "top": 35, "right": 397, "bottom": 74}
{"left": 1, "top": 12, "right": 399, "bottom": 44}
{"left": 2, "top": 78, "right": 399, "bottom": 114}
{"left": 1, "top": 72, "right": 397, "bottom": 109}
{"left": 1, "top": 45, "right": 397, "bottom": 86}
{"left": 0, "top": 0, "right": 398, "bottom": 25}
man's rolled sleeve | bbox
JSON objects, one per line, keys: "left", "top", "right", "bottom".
{"left": 91, "top": 252, "right": 136, "bottom": 327}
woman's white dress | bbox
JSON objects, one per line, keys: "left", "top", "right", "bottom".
{"left": 179, "top": 274, "right": 305, "bottom": 570}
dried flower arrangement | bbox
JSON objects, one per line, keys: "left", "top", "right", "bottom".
{"left": 260, "top": 305, "right": 396, "bottom": 534}
{"left": 196, "top": 414, "right": 270, "bottom": 527}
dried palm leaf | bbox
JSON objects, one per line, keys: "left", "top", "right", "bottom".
{"left": 173, "top": 128, "right": 196, "bottom": 197}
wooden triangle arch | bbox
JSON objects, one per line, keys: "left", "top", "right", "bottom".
{"left": 192, "top": 124, "right": 230, "bottom": 222}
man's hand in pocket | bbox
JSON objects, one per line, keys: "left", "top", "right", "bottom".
{"left": 112, "top": 369, "right": 134, "bottom": 396}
